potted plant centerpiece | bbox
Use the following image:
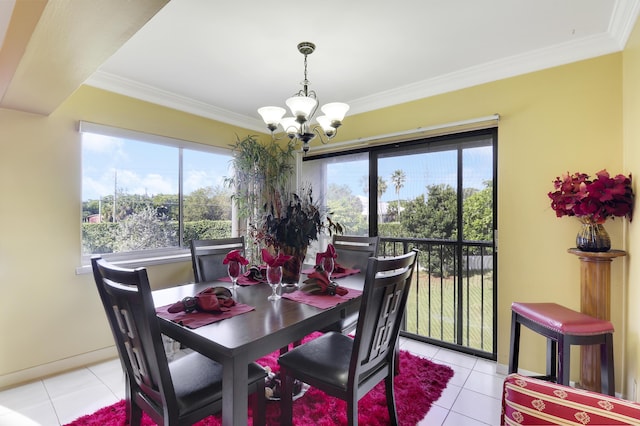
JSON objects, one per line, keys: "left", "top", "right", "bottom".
{"left": 226, "top": 135, "right": 295, "bottom": 263}
{"left": 227, "top": 136, "right": 342, "bottom": 282}
{"left": 252, "top": 185, "right": 342, "bottom": 284}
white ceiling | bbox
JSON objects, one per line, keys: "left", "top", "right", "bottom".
{"left": 4, "top": 0, "right": 640, "bottom": 133}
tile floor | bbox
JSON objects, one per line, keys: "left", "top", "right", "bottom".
{"left": 0, "top": 337, "right": 506, "bottom": 425}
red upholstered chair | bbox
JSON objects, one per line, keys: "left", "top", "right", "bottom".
{"left": 508, "top": 302, "right": 615, "bottom": 395}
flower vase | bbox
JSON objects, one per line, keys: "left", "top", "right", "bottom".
{"left": 576, "top": 217, "right": 611, "bottom": 252}
{"left": 279, "top": 245, "right": 307, "bottom": 285}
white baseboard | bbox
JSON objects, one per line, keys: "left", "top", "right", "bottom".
{"left": 496, "top": 362, "right": 538, "bottom": 377}
{"left": 0, "top": 346, "right": 118, "bottom": 391}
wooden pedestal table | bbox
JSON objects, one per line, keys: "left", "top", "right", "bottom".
{"left": 567, "top": 248, "right": 626, "bottom": 393}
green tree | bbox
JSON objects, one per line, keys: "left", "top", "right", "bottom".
{"left": 359, "top": 175, "right": 388, "bottom": 200}
{"left": 99, "top": 191, "right": 153, "bottom": 222}
{"left": 326, "top": 183, "right": 367, "bottom": 235}
{"left": 400, "top": 184, "right": 457, "bottom": 277}
{"left": 152, "top": 194, "right": 180, "bottom": 220}
{"left": 390, "top": 169, "right": 406, "bottom": 218}
{"left": 424, "top": 183, "right": 457, "bottom": 239}
{"left": 115, "top": 206, "right": 177, "bottom": 251}
{"left": 184, "top": 186, "right": 232, "bottom": 221}
{"left": 401, "top": 184, "right": 457, "bottom": 239}
{"left": 400, "top": 194, "right": 430, "bottom": 238}
{"left": 82, "top": 199, "right": 100, "bottom": 221}
{"left": 377, "top": 176, "right": 388, "bottom": 200}
{"left": 463, "top": 180, "right": 493, "bottom": 241}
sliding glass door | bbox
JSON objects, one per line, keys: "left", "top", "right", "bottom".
{"left": 302, "top": 128, "right": 497, "bottom": 358}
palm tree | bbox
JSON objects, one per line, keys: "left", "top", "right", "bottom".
{"left": 390, "top": 169, "right": 406, "bottom": 218}
{"left": 377, "top": 176, "right": 388, "bottom": 218}
{"left": 360, "top": 175, "right": 388, "bottom": 218}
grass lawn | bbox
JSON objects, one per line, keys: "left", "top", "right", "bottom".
{"left": 404, "top": 270, "right": 494, "bottom": 353}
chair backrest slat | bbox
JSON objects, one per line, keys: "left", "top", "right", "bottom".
{"left": 190, "top": 237, "right": 245, "bottom": 282}
{"left": 350, "top": 250, "right": 418, "bottom": 382}
{"left": 332, "top": 235, "right": 379, "bottom": 271}
{"left": 91, "top": 257, "right": 175, "bottom": 411}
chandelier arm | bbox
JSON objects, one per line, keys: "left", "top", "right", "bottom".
{"left": 309, "top": 98, "right": 319, "bottom": 122}
{"left": 312, "top": 125, "right": 336, "bottom": 145}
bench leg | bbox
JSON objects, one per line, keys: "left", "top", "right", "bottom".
{"left": 601, "top": 333, "right": 615, "bottom": 396}
{"left": 558, "top": 335, "right": 571, "bottom": 386}
{"left": 546, "top": 338, "right": 557, "bottom": 381}
{"left": 509, "top": 312, "right": 521, "bottom": 374}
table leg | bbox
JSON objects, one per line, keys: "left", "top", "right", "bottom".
{"left": 222, "top": 354, "right": 249, "bottom": 426}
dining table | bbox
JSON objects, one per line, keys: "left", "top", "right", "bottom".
{"left": 152, "top": 269, "right": 365, "bottom": 426}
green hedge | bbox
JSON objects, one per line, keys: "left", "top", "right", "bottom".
{"left": 82, "top": 220, "right": 232, "bottom": 254}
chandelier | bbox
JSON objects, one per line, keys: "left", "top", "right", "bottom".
{"left": 258, "top": 42, "right": 349, "bottom": 154}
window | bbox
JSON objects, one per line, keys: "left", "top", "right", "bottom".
{"left": 80, "top": 122, "right": 234, "bottom": 265}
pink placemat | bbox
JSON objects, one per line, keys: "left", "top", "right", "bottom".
{"left": 301, "top": 267, "right": 361, "bottom": 279}
{"left": 282, "top": 288, "right": 362, "bottom": 309}
{"left": 156, "top": 303, "right": 255, "bottom": 329}
{"left": 218, "top": 275, "right": 263, "bottom": 286}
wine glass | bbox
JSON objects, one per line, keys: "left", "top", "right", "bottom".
{"left": 227, "top": 260, "right": 241, "bottom": 289}
{"left": 266, "top": 265, "right": 282, "bottom": 301}
{"left": 322, "top": 256, "right": 334, "bottom": 281}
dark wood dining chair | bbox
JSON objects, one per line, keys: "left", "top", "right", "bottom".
{"left": 332, "top": 235, "right": 379, "bottom": 271}
{"left": 190, "top": 236, "right": 245, "bottom": 282}
{"left": 91, "top": 256, "right": 266, "bottom": 426}
{"left": 278, "top": 249, "right": 418, "bottom": 426}
{"left": 323, "top": 235, "right": 380, "bottom": 334}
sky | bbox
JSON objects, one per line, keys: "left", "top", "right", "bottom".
{"left": 82, "top": 133, "right": 233, "bottom": 201}
{"left": 309, "top": 145, "right": 493, "bottom": 203}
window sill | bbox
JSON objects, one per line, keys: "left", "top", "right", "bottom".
{"left": 76, "top": 250, "right": 191, "bottom": 275}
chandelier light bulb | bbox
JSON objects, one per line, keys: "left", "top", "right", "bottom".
{"left": 258, "top": 106, "right": 286, "bottom": 132}
{"left": 315, "top": 116, "right": 336, "bottom": 137}
{"left": 285, "top": 96, "right": 317, "bottom": 123}
{"left": 280, "top": 117, "right": 301, "bottom": 138}
{"left": 321, "top": 102, "right": 350, "bottom": 127}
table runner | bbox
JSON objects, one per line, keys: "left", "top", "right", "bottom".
{"left": 156, "top": 303, "right": 255, "bottom": 329}
{"left": 282, "top": 288, "right": 362, "bottom": 309}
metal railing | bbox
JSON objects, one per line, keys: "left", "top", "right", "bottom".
{"left": 380, "top": 237, "right": 496, "bottom": 359}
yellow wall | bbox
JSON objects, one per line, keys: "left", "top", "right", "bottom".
{"left": 0, "top": 87, "right": 262, "bottom": 387}
{"left": 0, "top": 44, "right": 636, "bottom": 396}
{"left": 623, "top": 16, "right": 640, "bottom": 401}
{"left": 341, "top": 54, "right": 626, "bottom": 388}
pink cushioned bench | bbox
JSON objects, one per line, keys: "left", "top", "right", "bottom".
{"left": 509, "top": 302, "right": 615, "bottom": 395}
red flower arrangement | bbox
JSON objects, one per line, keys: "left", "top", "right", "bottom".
{"left": 548, "top": 170, "right": 634, "bottom": 223}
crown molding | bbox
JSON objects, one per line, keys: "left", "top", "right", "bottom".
{"left": 609, "top": 0, "right": 640, "bottom": 49}
{"left": 348, "top": 33, "right": 622, "bottom": 115}
{"left": 83, "top": 71, "right": 268, "bottom": 133}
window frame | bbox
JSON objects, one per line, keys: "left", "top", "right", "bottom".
{"left": 77, "top": 121, "right": 234, "bottom": 273}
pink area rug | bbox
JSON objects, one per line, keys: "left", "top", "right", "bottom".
{"left": 66, "top": 334, "right": 453, "bottom": 426}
